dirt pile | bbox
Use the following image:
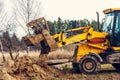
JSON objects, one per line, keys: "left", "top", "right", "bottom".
{"left": 0, "top": 56, "right": 62, "bottom": 80}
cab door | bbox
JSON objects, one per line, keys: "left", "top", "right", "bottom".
{"left": 111, "top": 11, "right": 120, "bottom": 46}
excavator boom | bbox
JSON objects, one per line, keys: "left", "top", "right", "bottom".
{"left": 53, "top": 26, "right": 93, "bottom": 47}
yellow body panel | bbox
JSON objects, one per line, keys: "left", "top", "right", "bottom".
{"left": 74, "top": 30, "right": 109, "bottom": 63}
{"left": 112, "top": 47, "right": 120, "bottom": 51}
{"left": 75, "top": 42, "right": 108, "bottom": 63}
{"left": 87, "top": 31, "right": 108, "bottom": 39}
{"left": 75, "top": 38, "right": 109, "bottom": 63}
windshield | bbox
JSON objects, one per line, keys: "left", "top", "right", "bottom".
{"left": 102, "top": 13, "right": 114, "bottom": 33}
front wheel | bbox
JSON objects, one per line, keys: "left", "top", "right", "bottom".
{"left": 79, "top": 56, "right": 100, "bottom": 74}
{"left": 112, "top": 64, "right": 120, "bottom": 72}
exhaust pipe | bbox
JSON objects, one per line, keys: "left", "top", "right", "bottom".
{"left": 96, "top": 12, "right": 100, "bottom": 31}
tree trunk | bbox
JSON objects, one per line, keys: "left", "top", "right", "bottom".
{"left": 8, "top": 47, "right": 14, "bottom": 60}
{"left": 0, "top": 40, "right": 6, "bottom": 62}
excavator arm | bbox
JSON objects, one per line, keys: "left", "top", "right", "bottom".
{"left": 22, "top": 17, "right": 94, "bottom": 53}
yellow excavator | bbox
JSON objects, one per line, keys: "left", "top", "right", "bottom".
{"left": 22, "top": 8, "right": 120, "bottom": 74}
{"left": 72, "top": 8, "right": 120, "bottom": 74}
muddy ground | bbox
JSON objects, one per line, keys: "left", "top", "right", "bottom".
{"left": 0, "top": 56, "right": 120, "bottom": 80}
{"left": 52, "top": 63, "right": 120, "bottom": 80}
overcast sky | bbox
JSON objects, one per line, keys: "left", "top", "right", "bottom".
{"left": 42, "top": 0, "right": 120, "bottom": 21}
{"left": 3, "top": 0, "right": 120, "bottom": 21}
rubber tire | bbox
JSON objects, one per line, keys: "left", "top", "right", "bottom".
{"left": 72, "top": 63, "right": 79, "bottom": 72}
{"left": 112, "top": 64, "right": 120, "bottom": 72}
{"left": 79, "top": 56, "right": 100, "bottom": 74}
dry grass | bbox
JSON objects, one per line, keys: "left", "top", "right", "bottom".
{"left": 0, "top": 48, "right": 73, "bottom": 62}
{"left": 48, "top": 48, "right": 74, "bottom": 60}
{"left": 101, "top": 64, "right": 115, "bottom": 70}
{"left": 0, "top": 51, "right": 39, "bottom": 62}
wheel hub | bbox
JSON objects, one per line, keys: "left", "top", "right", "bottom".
{"left": 85, "top": 61, "right": 93, "bottom": 70}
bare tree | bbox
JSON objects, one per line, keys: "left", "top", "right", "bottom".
{"left": 0, "top": 0, "right": 20, "bottom": 61}
{"left": 0, "top": 14, "right": 14, "bottom": 61}
{"left": 11, "top": 0, "right": 43, "bottom": 54}
{"left": 1, "top": 22, "right": 19, "bottom": 61}
{"left": 11, "top": 0, "right": 43, "bottom": 34}
{"left": 0, "top": 38, "right": 5, "bottom": 62}
{"left": 0, "top": 12, "right": 16, "bottom": 61}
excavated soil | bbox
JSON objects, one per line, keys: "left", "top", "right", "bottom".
{"left": 0, "top": 56, "right": 64, "bottom": 80}
{"left": 0, "top": 55, "right": 120, "bottom": 80}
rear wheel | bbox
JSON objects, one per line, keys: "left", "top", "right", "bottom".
{"left": 79, "top": 56, "right": 100, "bottom": 74}
{"left": 112, "top": 64, "right": 120, "bottom": 72}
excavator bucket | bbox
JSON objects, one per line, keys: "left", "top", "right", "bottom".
{"left": 22, "top": 17, "right": 58, "bottom": 52}
{"left": 42, "top": 30, "right": 58, "bottom": 51}
{"left": 22, "top": 34, "right": 44, "bottom": 46}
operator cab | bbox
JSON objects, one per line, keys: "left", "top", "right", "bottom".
{"left": 102, "top": 8, "right": 120, "bottom": 46}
